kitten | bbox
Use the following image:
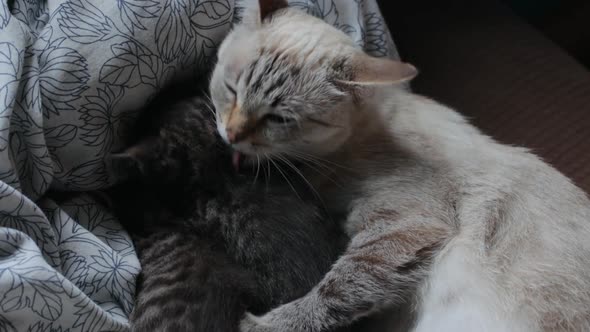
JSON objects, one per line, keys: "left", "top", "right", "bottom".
{"left": 209, "top": 1, "right": 590, "bottom": 331}
{"left": 109, "top": 84, "right": 347, "bottom": 332}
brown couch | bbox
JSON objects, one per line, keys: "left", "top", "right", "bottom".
{"left": 378, "top": 0, "right": 590, "bottom": 194}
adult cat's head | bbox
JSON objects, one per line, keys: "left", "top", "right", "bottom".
{"left": 210, "top": 0, "right": 417, "bottom": 166}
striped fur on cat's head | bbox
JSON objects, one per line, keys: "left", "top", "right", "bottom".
{"left": 210, "top": 0, "right": 416, "bottom": 165}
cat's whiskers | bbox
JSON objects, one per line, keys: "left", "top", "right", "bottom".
{"left": 252, "top": 154, "right": 261, "bottom": 186}
{"left": 203, "top": 92, "right": 215, "bottom": 106}
{"left": 286, "top": 152, "right": 344, "bottom": 189}
{"left": 283, "top": 149, "right": 334, "bottom": 174}
{"left": 269, "top": 157, "right": 302, "bottom": 201}
{"left": 290, "top": 149, "right": 354, "bottom": 172}
{"left": 277, "top": 154, "right": 324, "bottom": 205}
{"left": 264, "top": 153, "right": 271, "bottom": 193}
{"left": 286, "top": 150, "right": 335, "bottom": 173}
{"left": 203, "top": 101, "right": 217, "bottom": 118}
{"left": 252, "top": 148, "right": 346, "bottom": 188}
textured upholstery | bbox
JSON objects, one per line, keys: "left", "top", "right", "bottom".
{"left": 379, "top": 0, "right": 590, "bottom": 194}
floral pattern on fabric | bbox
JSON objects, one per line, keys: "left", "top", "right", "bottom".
{"left": 0, "top": 0, "right": 397, "bottom": 330}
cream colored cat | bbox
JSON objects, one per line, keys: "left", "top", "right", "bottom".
{"left": 209, "top": 1, "right": 590, "bottom": 331}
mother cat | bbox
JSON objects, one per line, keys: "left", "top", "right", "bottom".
{"left": 209, "top": 0, "right": 590, "bottom": 331}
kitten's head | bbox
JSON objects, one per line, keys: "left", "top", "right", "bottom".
{"left": 210, "top": 0, "right": 416, "bottom": 166}
{"left": 111, "top": 95, "right": 230, "bottom": 189}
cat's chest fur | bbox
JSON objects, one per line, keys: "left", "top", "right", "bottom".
{"left": 307, "top": 90, "right": 516, "bottom": 234}
{"left": 307, "top": 128, "right": 455, "bottom": 237}
{"left": 310, "top": 90, "right": 590, "bottom": 331}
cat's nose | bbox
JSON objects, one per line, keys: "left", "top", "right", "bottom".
{"left": 227, "top": 130, "right": 237, "bottom": 143}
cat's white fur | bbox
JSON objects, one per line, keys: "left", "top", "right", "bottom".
{"left": 383, "top": 92, "right": 590, "bottom": 331}
{"left": 210, "top": 4, "right": 590, "bottom": 331}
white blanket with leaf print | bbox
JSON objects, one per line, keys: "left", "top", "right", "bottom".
{"left": 0, "top": 0, "right": 398, "bottom": 330}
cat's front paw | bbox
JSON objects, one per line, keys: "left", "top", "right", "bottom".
{"left": 240, "top": 299, "right": 320, "bottom": 332}
{"left": 239, "top": 312, "right": 275, "bottom": 332}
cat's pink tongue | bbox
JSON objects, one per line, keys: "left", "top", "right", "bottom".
{"left": 232, "top": 151, "right": 242, "bottom": 172}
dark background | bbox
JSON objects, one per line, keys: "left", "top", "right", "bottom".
{"left": 505, "top": 0, "right": 590, "bottom": 68}
{"left": 377, "top": 0, "right": 590, "bottom": 194}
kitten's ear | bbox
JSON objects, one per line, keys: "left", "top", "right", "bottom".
{"left": 344, "top": 54, "right": 418, "bottom": 86}
{"left": 239, "top": 0, "right": 288, "bottom": 27}
{"left": 110, "top": 151, "right": 143, "bottom": 182}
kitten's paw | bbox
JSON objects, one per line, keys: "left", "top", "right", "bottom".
{"left": 239, "top": 312, "right": 274, "bottom": 332}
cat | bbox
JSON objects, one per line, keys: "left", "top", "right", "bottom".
{"left": 208, "top": 1, "right": 590, "bottom": 331}
{"left": 108, "top": 83, "right": 348, "bottom": 332}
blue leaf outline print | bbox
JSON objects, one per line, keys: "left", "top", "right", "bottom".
{"left": 185, "top": 0, "right": 232, "bottom": 68}
{"left": 44, "top": 202, "right": 133, "bottom": 298}
{"left": 44, "top": 124, "right": 78, "bottom": 173}
{"left": 0, "top": 183, "right": 16, "bottom": 200}
{"left": 21, "top": 30, "right": 90, "bottom": 117}
{"left": 0, "top": 195, "right": 58, "bottom": 264}
{"left": 45, "top": 124, "right": 78, "bottom": 150}
{"left": 26, "top": 321, "right": 71, "bottom": 332}
{"left": 98, "top": 300, "right": 128, "bottom": 323}
{"left": 0, "top": 42, "right": 23, "bottom": 111}
{"left": 57, "top": 0, "right": 118, "bottom": 44}
{"left": 59, "top": 250, "right": 91, "bottom": 294}
{"left": 313, "top": 0, "right": 338, "bottom": 20}
{"left": 0, "top": 268, "right": 26, "bottom": 312}
{"left": 155, "top": 0, "right": 193, "bottom": 63}
{"left": 290, "top": 0, "right": 338, "bottom": 23}
{"left": 10, "top": 100, "right": 43, "bottom": 134}
{"left": 0, "top": 170, "right": 19, "bottom": 192}
{"left": 79, "top": 85, "right": 124, "bottom": 156}
{"left": 48, "top": 205, "right": 106, "bottom": 250}
{"left": 0, "top": 1, "right": 10, "bottom": 30}
{"left": 289, "top": 0, "right": 355, "bottom": 36}
{"left": 0, "top": 232, "right": 44, "bottom": 269}
{"left": 0, "top": 314, "right": 17, "bottom": 332}
{"left": 71, "top": 295, "right": 125, "bottom": 332}
{"left": 116, "top": 0, "right": 160, "bottom": 35}
{"left": 61, "top": 195, "right": 135, "bottom": 253}
{"left": 137, "top": 53, "right": 163, "bottom": 87}
{"left": 190, "top": 0, "right": 232, "bottom": 27}
{"left": 88, "top": 249, "right": 138, "bottom": 315}
{"left": 0, "top": 266, "right": 64, "bottom": 321}
{"left": 9, "top": 131, "right": 54, "bottom": 198}
{"left": 60, "top": 159, "right": 108, "bottom": 190}
{"left": 361, "top": 12, "right": 388, "bottom": 57}
{"left": 0, "top": 121, "right": 8, "bottom": 157}
{"left": 0, "top": 116, "right": 9, "bottom": 153}
{"left": 11, "top": 0, "right": 49, "bottom": 35}
{"left": 100, "top": 41, "right": 161, "bottom": 88}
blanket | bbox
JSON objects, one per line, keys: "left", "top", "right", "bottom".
{"left": 0, "top": 0, "right": 398, "bottom": 330}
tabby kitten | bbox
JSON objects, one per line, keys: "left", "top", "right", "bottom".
{"left": 209, "top": 1, "right": 590, "bottom": 331}
{"left": 109, "top": 84, "right": 346, "bottom": 332}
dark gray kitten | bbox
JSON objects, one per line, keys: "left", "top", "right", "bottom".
{"left": 109, "top": 84, "right": 347, "bottom": 332}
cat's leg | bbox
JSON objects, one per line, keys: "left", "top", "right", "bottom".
{"left": 240, "top": 215, "right": 453, "bottom": 332}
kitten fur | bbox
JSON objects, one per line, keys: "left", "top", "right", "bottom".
{"left": 109, "top": 83, "right": 347, "bottom": 332}
{"left": 209, "top": 2, "right": 590, "bottom": 331}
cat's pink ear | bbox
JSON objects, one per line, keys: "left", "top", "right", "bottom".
{"left": 259, "top": 0, "right": 288, "bottom": 21}
{"left": 111, "top": 151, "right": 142, "bottom": 181}
{"left": 110, "top": 137, "right": 159, "bottom": 180}
{"left": 347, "top": 54, "right": 418, "bottom": 85}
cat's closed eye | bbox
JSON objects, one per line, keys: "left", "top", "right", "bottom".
{"left": 263, "top": 113, "right": 295, "bottom": 125}
{"left": 225, "top": 81, "right": 236, "bottom": 96}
